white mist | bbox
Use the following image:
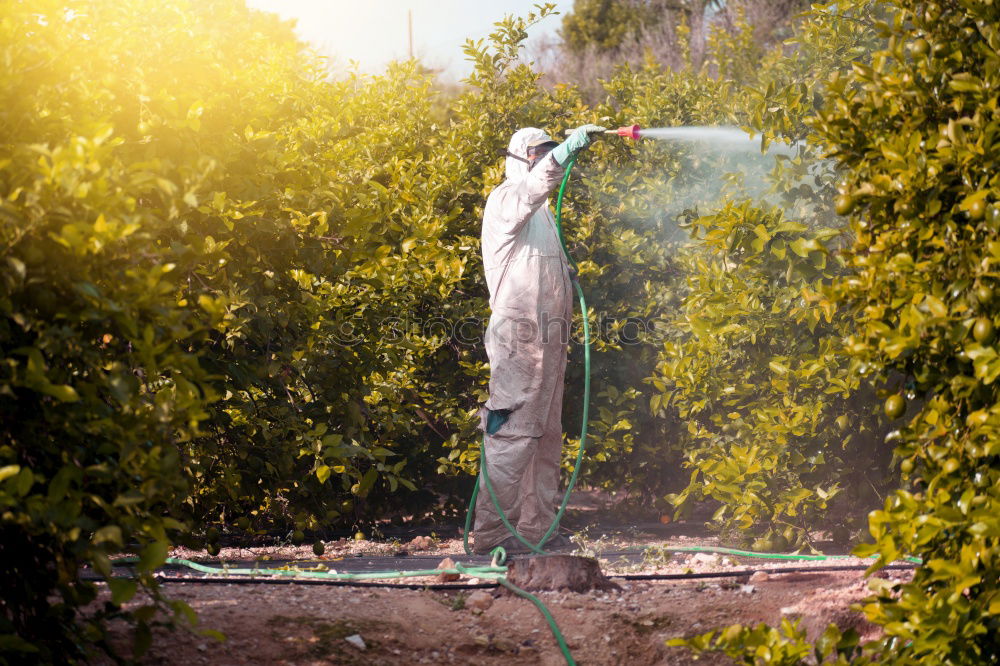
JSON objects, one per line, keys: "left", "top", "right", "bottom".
{"left": 639, "top": 126, "right": 798, "bottom": 155}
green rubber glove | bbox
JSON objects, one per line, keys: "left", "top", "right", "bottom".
{"left": 551, "top": 124, "right": 607, "bottom": 165}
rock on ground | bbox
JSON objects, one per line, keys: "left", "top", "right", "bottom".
{"left": 466, "top": 590, "right": 494, "bottom": 611}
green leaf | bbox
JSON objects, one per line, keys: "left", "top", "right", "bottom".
{"left": 107, "top": 578, "right": 137, "bottom": 606}
{"left": 15, "top": 468, "right": 34, "bottom": 497}
{"left": 0, "top": 634, "right": 40, "bottom": 654}
{"left": 134, "top": 621, "right": 153, "bottom": 656}
{"left": 138, "top": 540, "right": 169, "bottom": 573}
{"left": 41, "top": 384, "right": 80, "bottom": 402}
{"left": 0, "top": 465, "right": 20, "bottom": 483}
{"left": 357, "top": 467, "right": 378, "bottom": 497}
{"left": 199, "top": 628, "right": 227, "bottom": 642}
{"left": 93, "top": 526, "right": 123, "bottom": 546}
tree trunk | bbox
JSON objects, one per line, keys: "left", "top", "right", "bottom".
{"left": 505, "top": 554, "right": 620, "bottom": 593}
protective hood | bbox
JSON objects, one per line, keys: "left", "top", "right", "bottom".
{"left": 505, "top": 127, "right": 553, "bottom": 183}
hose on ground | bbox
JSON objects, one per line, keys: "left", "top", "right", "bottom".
{"left": 102, "top": 545, "right": 921, "bottom": 666}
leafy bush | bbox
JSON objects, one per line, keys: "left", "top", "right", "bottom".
{"left": 573, "top": 0, "right": 895, "bottom": 540}
{"left": 0, "top": 0, "right": 474, "bottom": 657}
{"left": 653, "top": 202, "right": 888, "bottom": 547}
{"left": 812, "top": 0, "right": 1000, "bottom": 661}
{"left": 672, "top": 0, "right": 1000, "bottom": 661}
{"left": 669, "top": 619, "right": 865, "bottom": 665}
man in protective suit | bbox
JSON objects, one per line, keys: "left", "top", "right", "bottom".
{"left": 473, "top": 124, "right": 605, "bottom": 554}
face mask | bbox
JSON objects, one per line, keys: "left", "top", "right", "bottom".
{"left": 503, "top": 149, "right": 531, "bottom": 165}
{"left": 501, "top": 140, "right": 557, "bottom": 171}
{"left": 502, "top": 150, "right": 544, "bottom": 172}
{"left": 526, "top": 142, "right": 556, "bottom": 162}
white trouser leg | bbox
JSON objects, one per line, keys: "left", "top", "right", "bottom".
{"left": 517, "top": 370, "right": 565, "bottom": 543}
{"left": 473, "top": 432, "right": 537, "bottom": 549}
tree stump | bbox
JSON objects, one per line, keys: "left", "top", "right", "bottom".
{"left": 505, "top": 554, "right": 619, "bottom": 593}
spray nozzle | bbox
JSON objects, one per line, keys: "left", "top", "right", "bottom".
{"left": 607, "top": 124, "right": 641, "bottom": 140}
{"left": 565, "top": 124, "right": 642, "bottom": 140}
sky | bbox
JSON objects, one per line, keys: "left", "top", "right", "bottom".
{"left": 244, "top": 0, "right": 567, "bottom": 81}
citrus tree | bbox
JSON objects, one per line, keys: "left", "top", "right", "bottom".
{"left": 813, "top": 0, "right": 1000, "bottom": 660}
{"left": 672, "top": 0, "right": 1000, "bottom": 661}
{"left": 0, "top": 0, "right": 473, "bottom": 658}
{"left": 570, "top": 1, "right": 895, "bottom": 542}
{"left": 651, "top": 201, "right": 887, "bottom": 548}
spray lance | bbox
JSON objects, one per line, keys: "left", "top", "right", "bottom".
{"left": 565, "top": 124, "right": 643, "bottom": 141}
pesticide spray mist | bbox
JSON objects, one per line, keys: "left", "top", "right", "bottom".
{"left": 572, "top": 124, "right": 831, "bottom": 246}
{"left": 597, "top": 125, "right": 810, "bottom": 244}
{"left": 591, "top": 124, "right": 800, "bottom": 153}
{"left": 640, "top": 126, "right": 762, "bottom": 147}
{"left": 638, "top": 126, "right": 803, "bottom": 157}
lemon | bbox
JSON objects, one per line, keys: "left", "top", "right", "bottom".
{"left": 973, "top": 317, "right": 995, "bottom": 344}
{"left": 884, "top": 395, "right": 906, "bottom": 419}
{"left": 976, "top": 284, "right": 994, "bottom": 307}
{"left": 969, "top": 199, "right": 986, "bottom": 221}
{"left": 834, "top": 194, "right": 856, "bottom": 216}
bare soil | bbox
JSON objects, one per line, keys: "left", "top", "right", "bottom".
{"left": 86, "top": 525, "right": 908, "bottom": 665}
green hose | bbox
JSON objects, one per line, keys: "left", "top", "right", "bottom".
{"left": 498, "top": 577, "right": 577, "bottom": 665}
{"left": 111, "top": 555, "right": 579, "bottom": 665}
{"left": 112, "top": 546, "right": 920, "bottom": 580}
{"left": 651, "top": 545, "right": 923, "bottom": 565}
{"left": 463, "top": 152, "right": 589, "bottom": 557}
{"left": 107, "top": 543, "right": 917, "bottom": 666}
{"left": 113, "top": 556, "right": 507, "bottom": 581}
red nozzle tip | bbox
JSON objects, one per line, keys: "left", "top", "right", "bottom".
{"left": 617, "top": 124, "right": 641, "bottom": 140}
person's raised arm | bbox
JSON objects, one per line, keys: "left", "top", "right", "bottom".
{"left": 487, "top": 125, "right": 605, "bottom": 236}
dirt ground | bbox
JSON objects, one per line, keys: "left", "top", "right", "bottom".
{"left": 87, "top": 523, "right": 908, "bottom": 665}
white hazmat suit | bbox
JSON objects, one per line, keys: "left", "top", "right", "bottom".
{"left": 473, "top": 128, "right": 574, "bottom": 552}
